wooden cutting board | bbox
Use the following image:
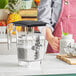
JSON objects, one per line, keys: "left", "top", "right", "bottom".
{"left": 56, "top": 54, "right": 76, "bottom": 65}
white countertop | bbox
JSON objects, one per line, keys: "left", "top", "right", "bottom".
{"left": 0, "top": 36, "right": 76, "bottom": 76}
{"left": 0, "top": 54, "right": 76, "bottom": 76}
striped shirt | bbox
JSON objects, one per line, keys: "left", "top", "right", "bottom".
{"left": 37, "top": 0, "right": 62, "bottom": 32}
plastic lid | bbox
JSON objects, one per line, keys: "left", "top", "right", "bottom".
{"left": 12, "top": 21, "right": 46, "bottom": 27}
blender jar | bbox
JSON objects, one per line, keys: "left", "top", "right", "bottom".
{"left": 17, "top": 28, "right": 46, "bottom": 67}
{"left": 7, "top": 21, "right": 47, "bottom": 67}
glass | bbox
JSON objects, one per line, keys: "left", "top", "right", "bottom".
{"left": 21, "top": 0, "right": 33, "bottom": 9}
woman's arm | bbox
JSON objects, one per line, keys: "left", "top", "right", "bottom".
{"left": 37, "top": 0, "right": 54, "bottom": 32}
{"left": 37, "top": 0, "right": 60, "bottom": 51}
{"left": 46, "top": 27, "right": 60, "bottom": 51}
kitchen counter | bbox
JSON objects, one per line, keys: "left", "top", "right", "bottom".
{"left": 0, "top": 54, "right": 76, "bottom": 76}
{"left": 0, "top": 36, "right": 76, "bottom": 76}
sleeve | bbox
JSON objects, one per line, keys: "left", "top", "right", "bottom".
{"left": 37, "top": 0, "right": 54, "bottom": 32}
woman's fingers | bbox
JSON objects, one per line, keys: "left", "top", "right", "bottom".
{"left": 52, "top": 37, "right": 60, "bottom": 51}
{"left": 54, "top": 37, "right": 60, "bottom": 44}
{"left": 49, "top": 36, "right": 60, "bottom": 51}
{"left": 53, "top": 43, "right": 59, "bottom": 50}
{"left": 53, "top": 46, "right": 59, "bottom": 51}
{"left": 54, "top": 43, "right": 59, "bottom": 48}
{"left": 50, "top": 42, "right": 59, "bottom": 51}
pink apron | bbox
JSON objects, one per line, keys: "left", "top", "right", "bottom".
{"left": 47, "top": 0, "right": 76, "bottom": 53}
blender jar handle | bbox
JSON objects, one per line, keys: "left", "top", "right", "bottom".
{"left": 7, "top": 23, "right": 17, "bottom": 50}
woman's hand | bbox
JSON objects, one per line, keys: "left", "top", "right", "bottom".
{"left": 49, "top": 36, "right": 60, "bottom": 51}
{"left": 46, "top": 27, "right": 61, "bottom": 51}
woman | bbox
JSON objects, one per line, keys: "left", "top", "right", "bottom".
{"left": 38, "top": 0, "right": 76, "bottom": 53}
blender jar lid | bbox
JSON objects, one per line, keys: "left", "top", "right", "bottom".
{"left": 12, "top": 21, "right": 46, "bottom": 27}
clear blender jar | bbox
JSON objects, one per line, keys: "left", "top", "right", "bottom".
{"left": 7, "top": 21, "right": 47, "bottom": 67}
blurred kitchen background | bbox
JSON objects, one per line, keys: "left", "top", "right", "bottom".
{"left": 0, "top": 0, "right": 40, "bottom": 55}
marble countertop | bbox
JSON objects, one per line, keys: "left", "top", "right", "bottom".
{"left": 0, "top": 54, "right": 76, "bottom": 76}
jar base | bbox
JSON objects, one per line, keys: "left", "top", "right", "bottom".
{"left": 18, "top": 60, "right": 41, "bottom": 69}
